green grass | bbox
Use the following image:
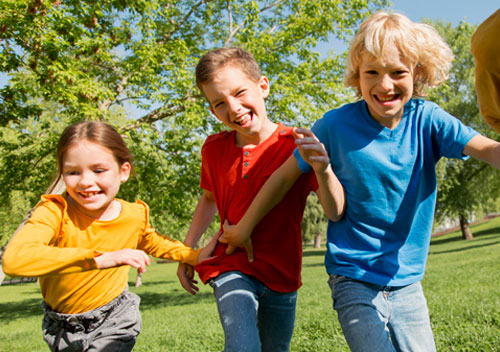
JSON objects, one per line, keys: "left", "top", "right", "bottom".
{"left": 1, "top": 219, "right": 499, "bottom": 351}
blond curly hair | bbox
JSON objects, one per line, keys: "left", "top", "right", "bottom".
{"left": 344, "top": 12, "right": 454, "bottom": 97}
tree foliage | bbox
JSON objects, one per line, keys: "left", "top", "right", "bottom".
{"left": 0, "top": 0, "right": 389, "bottom": 246}
{"left": 429, "top": 20, "right": 500, "bottom": 238}
{"left": 301, "top": 192, "right": 327, "bottom": 245}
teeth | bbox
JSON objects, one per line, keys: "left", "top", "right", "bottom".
{"left": 81, "top": 191, "right": 99, "bottom": 197}
{"left": 235, "top": 113, "right": 251, "bottom": 125}
{"left": 377, "top": 96, "right": 395, "bottom": 102}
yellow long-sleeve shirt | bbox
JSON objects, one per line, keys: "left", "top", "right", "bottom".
{"left": 471, "top": 9, "right": 500, "bottom": 132}
{"left": 3, "top": 194, "right": 200, "bottom": 314}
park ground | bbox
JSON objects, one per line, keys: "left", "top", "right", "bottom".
{"left": 0, "top": 218, "right": 499, "bottom": 351}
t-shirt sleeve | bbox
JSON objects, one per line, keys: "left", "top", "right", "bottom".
{"left": 429, "top": 103, "right": 479, "bottom": 159}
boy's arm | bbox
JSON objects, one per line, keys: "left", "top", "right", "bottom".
{"left": 463, "top": 134, "right": 500, "bottom": 168}
{"left": 294, "top": 128, "right": 345, "bottom": 221}
{"left": 221, "top": 127, "right": 345, "bottom": 258}
{"left": 176, "top": 190, "right": 217, "bottom": 295}
{"left": 220, "top": 155, "right": 303, "bottom": 260}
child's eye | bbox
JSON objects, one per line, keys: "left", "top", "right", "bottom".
{"left": 94, "top": 169, "right": 106, "bottom": 174}
{"left": 393, "top": 70, "right": 408, "bottom": 76}
{"left": 214, "top": 101, "right": 224, "bottom": 109}
{"left": 365, "top": 70, "right": 378, "bottom": 75}
{"left": 63, "top": 171, "right": 79, "bottom": 176}
{"left": 235, "top": 89, "right": 246, "bottom": 96}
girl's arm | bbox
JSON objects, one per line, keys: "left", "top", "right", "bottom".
{"left": 2, "top": 201, "right": 100, "bottom": 277}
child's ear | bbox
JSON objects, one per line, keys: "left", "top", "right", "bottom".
{"left": 259, "top": 76, "right": 270, "bottom": 98}
{"left": 120, "top": 162, "right": 131, "bottom": 183}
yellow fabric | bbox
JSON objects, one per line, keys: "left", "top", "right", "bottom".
{"left": 3, "top": 194, "right": 200, "bottom": 314}
{"left": 471, "top": 9, "right": 500, "bottom": 132}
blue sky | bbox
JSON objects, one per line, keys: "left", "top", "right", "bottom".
{"left": 391, "top": 0, "right": 498, "bottom": 26}
{"left": 322, "top": 1, "right": 499, "bottom": 54}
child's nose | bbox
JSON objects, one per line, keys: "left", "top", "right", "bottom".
{"left": 379, "top": 74, "right": 395, "bottom": 91}
{"left": 78, "top": 171, "right": 94, "bottom": 187}
{"left": 227, "top": 97, "right": 241, "bottom": 115}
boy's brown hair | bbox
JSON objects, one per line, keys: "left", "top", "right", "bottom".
{"left": 195, "top": 48, "right": 261, "bottom": 91}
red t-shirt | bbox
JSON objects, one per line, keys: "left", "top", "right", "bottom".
{"left": 195, "top": 124, "right": 318, "bottom": 292}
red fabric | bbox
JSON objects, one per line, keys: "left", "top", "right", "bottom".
{"left": 195, "top": 124, "right": 317, "bottom": 292}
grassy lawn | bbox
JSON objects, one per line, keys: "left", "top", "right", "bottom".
{"left": 0, "top": 218, "right": 499, "bottom": 351}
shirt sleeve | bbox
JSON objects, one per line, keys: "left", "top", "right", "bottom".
{"left": 2, "top": 197, "right": 98, "bottom": 277}
{"left": 429, "top": 102, "right": 479, "bottom": 159}
{"left": 136, "top": 201, "right": 200, "bottom": 266}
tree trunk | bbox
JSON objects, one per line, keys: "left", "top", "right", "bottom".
{"left": 313, "top": 233, "right": 321, "bottom": 249}
{"left": 459, "top": 215, "right": 474, "bottom": 240}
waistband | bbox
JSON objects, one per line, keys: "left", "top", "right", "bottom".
{"left": 42, "top": 290, "right": 134, "bottom": 333}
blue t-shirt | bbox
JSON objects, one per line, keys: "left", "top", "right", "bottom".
{"left": 295, "top": 99, "right": 478, "bottom": 286}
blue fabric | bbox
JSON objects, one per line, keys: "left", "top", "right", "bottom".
{"left": 209, "top": 271, "right": 297, "bottom": 352}
{"left": 328, "top": 275, "right": 436, "bottom": 352}
{"left": 295, "top": 99, "right": 478, "bottom": 286}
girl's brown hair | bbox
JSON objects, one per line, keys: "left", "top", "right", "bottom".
{"left": 56, "top": 121, "right": 134, "bottom": 174}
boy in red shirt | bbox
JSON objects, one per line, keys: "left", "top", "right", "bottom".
{"left": 176, "top": 48, "right": 344, "bottom": 351}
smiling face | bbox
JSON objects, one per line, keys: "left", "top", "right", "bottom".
{"left": 359, "top": 43, "right": 414, "bottom": 129}
{"left": 201, "top": 64, "right": 276, "bottom": 147}
{"left": 62, "top": 140, "right": 130, "bottom": 220}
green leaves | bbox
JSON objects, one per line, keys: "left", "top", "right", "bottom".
{"left": 0, "top": 0, "right": 389, "bottom": 245}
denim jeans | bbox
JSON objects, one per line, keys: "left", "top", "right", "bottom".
{"left": 209, "top": 271, "right": 297, "bottom": 352}
{"left": 328, "top": 275, "right": 436, "bottom": 352}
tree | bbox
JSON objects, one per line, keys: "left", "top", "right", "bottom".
{"left": 301, "top": 192, "right": 327, "bottom": 248}
{"left": 0, "top": 0, "right": 390, "bottom": 247}
{"left": 429, "top": 20, "right": 500, "bottom": 240}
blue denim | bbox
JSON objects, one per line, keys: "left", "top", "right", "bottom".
{"left": 209, "top": 271, "right": 297, "bottom": 352}
{"left": 328, "top": 275, "right": 436, "bottom": 352}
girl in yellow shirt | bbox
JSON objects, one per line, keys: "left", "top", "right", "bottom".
{"left": 3, "top": 121, "right": 216, "bottom": 351}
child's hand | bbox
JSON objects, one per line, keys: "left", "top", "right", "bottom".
{"left": 219, "top": 219, "right": 254, "bottom": 262}
{"left": 95, "top": 249, "right": 151, "bottom": 274}
{"left": 293, "top": 128, "right": 330, "bottom": 173}
{"left": 177, "top": 263, "right": 199, "bottom": 295}
{"left": 198, "top": 230, "right": 220, "bottom": 262}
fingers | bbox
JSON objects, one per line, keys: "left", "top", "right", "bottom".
{"left": 176, "top": 263, "right": 199, "bottom": 295}
{"left": 225, "top": 244, "right": 237, "bottom": 255}
{"left": 245, "top": 240, "right": 254, "bottom": 263}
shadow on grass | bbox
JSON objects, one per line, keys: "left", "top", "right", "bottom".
{"left": 0, "top": 298, "right": 42, "bottom": 321}
{"left": 429, "top": 240, "right": 500, "bottom": 256}
{"left": 127, "top": 279, "right": 175, "bottom": 287}
{"left": 431, "top": 227, "right": 500, "bottom": 246}
{"left": 138, "top": 290, "right": 213, "bottom": 311}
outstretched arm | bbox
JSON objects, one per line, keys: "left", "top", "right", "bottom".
{"left": 294, "top": 128, "right": 345, "bottom": 221}
{"left": 176, "top": 190, "right": 217, "bottom": 295}
{"left": 221, "top": 127, "right": 345, "bottom": 259}
{"left": 463, "top": 134, "right": 500, "bottom": 168}
{"left": 220, "top": 154, "right": 303, "bottom": 260}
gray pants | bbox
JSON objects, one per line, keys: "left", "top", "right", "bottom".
{"left": 42, "top": 290, "right": 142, "bottom": 352}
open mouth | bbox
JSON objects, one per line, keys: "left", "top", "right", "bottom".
{"left": 79, "top": 191, "right": 101, "bottom": 200}
{"left": 235, "top": 112, "right": 253, "bottom": 127}
{"left": 375, "top": 94, "right": 399, "bottom": 103}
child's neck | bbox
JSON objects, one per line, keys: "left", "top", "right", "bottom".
{"left": 67, "top": 195, "right": 122, "bottom": 221}
{"left": 235, "top": 121, "right": 278, "bottom": 148}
